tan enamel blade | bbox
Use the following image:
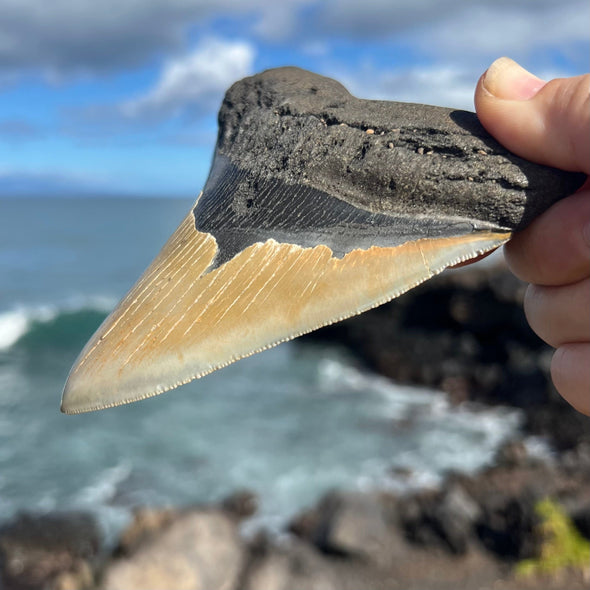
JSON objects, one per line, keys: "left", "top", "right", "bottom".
{"left": 61, "top": 206, "right": 510, "bottom": 413}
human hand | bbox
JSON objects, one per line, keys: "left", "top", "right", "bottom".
{"left": 474, "top": 57, "right": 589, "bottom": 416}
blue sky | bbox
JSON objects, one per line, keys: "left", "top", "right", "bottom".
{"left": 0, "top": 0, "right": 588, "bottom": 197}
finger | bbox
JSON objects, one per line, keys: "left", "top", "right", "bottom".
{"left": 524, "top": 279, "right": 590, "bottom": 348}
{"left": 475, "top": 57, "right": 590, "bottom": 174}
{"left": 504, "top": 189, "right": 590, "bottom": 285}
{"left": 551, "top": 343, "right": 590, "bottom": 416}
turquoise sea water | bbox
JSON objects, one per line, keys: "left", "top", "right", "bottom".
{"left": 0, "top": 196, "right": 522, "bottom": 540}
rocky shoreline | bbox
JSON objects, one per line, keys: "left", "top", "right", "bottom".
{"left": 305, "top": 260, "right": 590, "bottom": 452}
{"left": 2, "top": 262, "right": 589, "bottom": 590}
{"left": 2, "top": 439, "right": 589, "bottom": 590}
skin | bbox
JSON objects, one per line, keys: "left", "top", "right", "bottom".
{"left": 474, "top": 57, "right": 590, "bottom": 416}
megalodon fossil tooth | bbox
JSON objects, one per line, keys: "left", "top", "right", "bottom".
{"left": 61, "top": 67, "right": 586, "bottom": 414}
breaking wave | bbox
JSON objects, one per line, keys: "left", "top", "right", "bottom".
{"left": 0, "top": 297, "right": 115, "bottom": 352}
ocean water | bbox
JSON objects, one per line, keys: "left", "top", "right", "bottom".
{"left": 0, "top": 196, "right": 523, "bottom": 541}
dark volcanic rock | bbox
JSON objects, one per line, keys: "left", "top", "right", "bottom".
{"left": 217, "top": 67, "right": 585, "bottom": 231}
{"left": 221, "top": 489, "right": 259, "bottom": 520}
{"left": 304, "top": 262, "right": 590, "bottom": 449}
{"left": 399, "top": 483, "right": 481, "bottom": 555}
{"left": 475, "top": 491, "right": 540, "bottom": 560}
{"left": 312, "top": 491, "right": 403, "bottom": 563}
{"left": 289, "top": 491, "right": 407, "bottom": 565}
{"left": 457, "top": 454, "right": 590, "bottom": 556}
{"left": 287, "top": 436, "right": 590, "bottom": 574}
{"left": 573, "top": 507, "right": 590, "bottom": 540}
{"left": 494, "top": 440, "right": 531, "bottom": 468}
{"left": 0, "top": 512, "right": 101, "bottom": 590}
{"left": 306, "top": 264, "right": 536, "bottom": 404}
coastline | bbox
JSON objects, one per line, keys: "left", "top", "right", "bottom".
{"left": 2, "top": 439, "right": 589, "bottom": 590}
{"left": 1, "top": 261, "right": 589, "bottom": 589}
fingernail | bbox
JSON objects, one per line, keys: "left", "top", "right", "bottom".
{"left": 481, "top": 57, "right": 546, "bottom": 100}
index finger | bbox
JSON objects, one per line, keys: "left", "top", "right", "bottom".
{"left": 504, "top": 188, "right": 590, "bottom": 286}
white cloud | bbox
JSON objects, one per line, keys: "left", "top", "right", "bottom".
{"left": 312, "top": 0, "right": 588, "bottom": 54}
{"left": 312, "top": 0, "right": 459, "bottom": 38}
{"left": 121, "top": 38, "right": 255, "bottom": 119}
{"left": 420, "top": 1, "right": 590, "bottom": 59}
{"left": 330, "top": 56, "right": 587, "bottom": 116}
{"left": 333, "top": 64, "right": 478, "bottom": 111}
{"left": 253, "top": 3, "right": 309, "bottom": 41}
{"left": 375, "top": 67, "right": 477, "bottom": 110}
{"left": 0, "top": 0, "right": 301, "bottom": 76}
{"left": 0, "top": 0, "right": 194, "bottom": 74}
{"left": 301, "top": 0, "right": 589, "bottom": 111}
{"left": 0, "top": 0, "right": 586, "bottom": 79}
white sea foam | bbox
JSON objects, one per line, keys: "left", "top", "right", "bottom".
{"left": 0, "top": 328, "right": 526, "bottom": 544}
{"left": 316, "top": 356, "right": 522, "bottom": 489}
{"left": 0, "top": 296, "right": 116, "bottom": 351}
{"left": 73, "top": 463, "right": 134, "bottom": 544}
{"left": 74, "top": 462, "right": 133, "bottom": 507}
{"left": 0, "top": 308, "right": 33, "bottom": 350}
{"left": 0, "top": 305, "right": 59, "bottom": 351}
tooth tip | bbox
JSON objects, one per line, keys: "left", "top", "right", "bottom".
{"left": 60, "top": 370, "right": 102, "bottom": 414}
{"left": 60, "top": 380, "right": 83, "bottom": 414}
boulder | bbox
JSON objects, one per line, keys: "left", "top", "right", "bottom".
{"left": 494, "top": 440, "right": 531, "bottom": 468}
{"left": 573, "top": 506, "right": 590, "bottom": 540}
{"left": 220, "top": 489, "right": 258, "bottom": 520}
{"left": 241, "top": 552, "right": 291, "bottom": 590}
{"left": 475, "top": 491, "right": 540, "bottom": 560}
{"left": 291, "top": 491, "right": 405, "bottom": 565}
{"left": 101, "top": 509, "right": 245, "bottom": 590}
{"left": 241, "top": 541, "right": 337, "bottom": 590}
{"left": 0, "top": 511, "right": 101, "bottom": 590}
{"left": 432, "top": 483, "right": 481, "bottom": 554}
{"left": 399, "top": 483, "right": 480, "bottom": 555}
{"left": 114, "top": 507, "right": 178, "bottom": 556}
{"left": 288, "top": 506, "right": 323, "bottom": 543}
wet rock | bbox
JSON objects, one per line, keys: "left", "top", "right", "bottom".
{"left": 100, "top": 509, "right": 244, "bottom": 590}
{"left": 399, "top": 483, "right": 480, "bottom": 555}
{"left": 398, "top": 489, "right": 446, "bottom": 549}
{"left": 455, "top": 466, "right": 547, "bottom": 561}
{"left": 290, "top": 491, "right": 405, "bottom": 565}
{"left": 241, "top": 551, "right": 292, "bottom": 590}
{"left": 557, "top": 466, "right": 590, "bottom": 541}
{"left": 525, "top": 403, "right": 590, "bottom": 452}
{"left": 221, "top": 489, "right": 258, "bottom": 520}
{"left": 306, "top": 264, "right": 541, "bottom": 405}
{"left": 572, "top": 506, "right": 590, "bottom": 540}
{"left": 462, "top": 461, "right": 590, "bottom": 559}
{"left": 561, "top": 442, "right": 590, "bottom": 471}
{"left": 396, "top": 446, "right": 590, "bottom": 563}
{"left": 433, "top": 484, "right": 482, "bottom": 554}
{"left": 304, "top": 262, "right": 590, "bottom": 451}
{"left": 51, "top": 562, "right": 94, "bottom": 590}
{"left": 113, "top": 507, "right": 178, "bottom": 557}
{"left": 456, "top": 459, "right": 589, "bottom": 560}
{"left": 288, "top": 506, "right": 323, "bottom": 543}
{"left": 315, "top": 492, "right": 394, "bottom": 560}
{"left": 494, "top": 439, "right": 530, "bottom": 468}
{"left": 241, "top": 540, "right": 337, "bottom": 590}
{"left": 0, "top": 511, "right": 101, "bottom": 590}
{"left": 475, "top": 491, "right": 540, "bottom": 560}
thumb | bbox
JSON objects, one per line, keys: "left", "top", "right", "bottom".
{"left": 475, "top": 57, "right": 590, "bottom": 174}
